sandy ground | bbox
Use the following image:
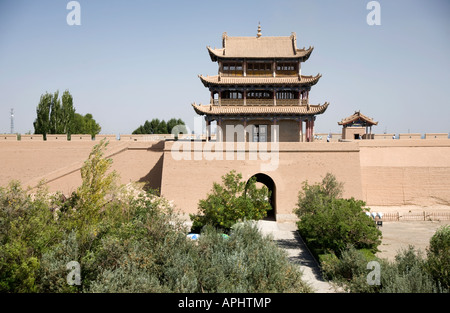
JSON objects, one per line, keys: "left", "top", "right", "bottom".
{"left": 376, "top": 220, "right": 450, "bottom": 260}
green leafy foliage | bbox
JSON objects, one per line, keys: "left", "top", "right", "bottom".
{"left": 295, "top": 173, "right": 381, "bottom": 257}
{"left": 426, "top": 225, "right": 450, "bottom": 289}
{"left": 132, "top": 118, "right": 187, "bottom": 135}
{"left": 321, "top": 245, "right": 447, "bottom": 293}
{"left": 71, "top": 113, "right": 101, "bottom": 138}
{"left": 190, "top": 171, "right": 272, "bottom": 232}
{"left": 33, "top": 90, "right": 100, "bottom": 138}
{"left": 0, "top": 143, "right": 308, "bottom": 293}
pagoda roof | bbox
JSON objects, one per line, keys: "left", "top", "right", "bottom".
{"left": 338, "top": 111, "right": 378, "bottom": 126}
{"left": 192, "top": 102, "right": 329, "bottom": 117}
{"left": 207, "top": 32, "right": 313, "bottom": 61}
{"left": 199, "top": 74, "right": 321, "bottom": 87}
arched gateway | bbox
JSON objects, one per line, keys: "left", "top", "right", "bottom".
{"left": 247, "top": 173, "right": 276, "bottom": 220}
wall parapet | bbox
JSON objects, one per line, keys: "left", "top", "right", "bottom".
{"left": 425, "top": 133, "right": 449, "bottom": 139}
{"left": 20, "top": 134, "right": 44, "bottom": 141}
{"left": 1, "top": 134, "right": 17, "bottom": 140}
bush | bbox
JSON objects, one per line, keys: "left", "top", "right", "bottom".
{"left": 321, "top": 244, "right": 447, "bottom": 293}
{"left": 295, "top": 174, "right": 382, "bottom": 257}
{"left": 381, "top": 246, "right": 442, "bottom": 293}
{"left": 320, "top": 245, "right": 379, "bottom": 293}
{"left": 0, "top": 142, "right": 310, "bottom": 293}
{"left": 426, "top": 225, "right": 450, "bottom": 289}
{"left": 191, "top": 222, "right": 312, "bottom": 293}
{"left": 190, "top": 170, "right": 272, "bottom": 232}
{"left": 0, "top": 181, "right": 62, "bottom": 292}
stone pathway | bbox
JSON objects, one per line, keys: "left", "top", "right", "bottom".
{"left": 256, "top": 220, "right": 337, "bottom": 293}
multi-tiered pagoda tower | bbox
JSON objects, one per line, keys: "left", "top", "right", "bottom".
{"left": 192, "top": 25, "right": 329, "bottom": 142}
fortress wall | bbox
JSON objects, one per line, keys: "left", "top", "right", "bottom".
{"left": 374, "top": 133, "right": 395, "bottom": 140}
{"left": 1, "top": 134, "right": 18, "bottom": 141}
{"left": 46, "top": 134, "right": 68, "bottom": 141}
{"left": 1, "top": 139, "right": 450, "bottom": 219}
{"left": 359, "top": 140, "right": 450, "bottom": 206}
{"left": 425, "top": 133, "right": 449, "bottom": 139}
{"left": 70, "top": 134, "right": 92, "bottom": 141}
{"left": 20, "top": 134, "right": 43, "bottom": 141}
{"left": 399, "top": 133, "right": 422, "bottom": 140}
{"left": 160, "top": 141, "right": 362, "bottom": 220}
{"left": 95, "top": 134, "right": 118, "bottom": 141}
{"left": 33, "top": 141, "right": 164, "bottom": 195}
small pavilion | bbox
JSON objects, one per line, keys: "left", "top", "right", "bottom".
{"left": 338, "top": 111, "right": 378, "bottom": 140}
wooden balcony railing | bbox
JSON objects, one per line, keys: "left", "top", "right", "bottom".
{"left": 212, "top": 98, "right": 309, "bottom": 106}
{"left": 246, "top": 99, "right": 274, "bottom": 106}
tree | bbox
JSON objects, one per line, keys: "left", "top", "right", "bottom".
{"left": 75, "top": 139, "right": 118, "bottom": 227}
{"left": 426, "top": 225, "right": 450, "bottom": 289}
{"left": 33, "top": 92, "right": 52, "bottom": 140}
{"left": 190, "top": 170, "right": 272, "bottom": 232}
{"left": 132, "top": 118, "right": 186, "bottom": 135}
{"left": 33, "top": 90, "right": 97, "bottom": 138}
{"left": 83, "top": 113, "right": 101, "bottom": 137}
{"left": 61, "top": 90, "right": 75, "bottom": 135}
{"left": 49, "top": 91, "right": 61, "bottom": 135}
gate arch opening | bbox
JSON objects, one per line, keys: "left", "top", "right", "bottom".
{"left": 246, "top": 173, "right": 276, "bottom": 220}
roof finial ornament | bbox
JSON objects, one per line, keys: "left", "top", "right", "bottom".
{"left": 257, "top": 22, "right": 262, "bottom": 38}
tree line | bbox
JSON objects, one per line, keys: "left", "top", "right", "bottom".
{"left": 132, "top": 118, "right": 187, "bottom": 135}
{"left": 33, "top": 90, "right": 101, "bottom": 139}
{"left": 33, "top": 90, "right": 187, "bottom": 139}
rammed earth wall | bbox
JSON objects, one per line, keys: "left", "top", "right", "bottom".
{"left": 0, "top": 139, "right": 449, "bottom": 220}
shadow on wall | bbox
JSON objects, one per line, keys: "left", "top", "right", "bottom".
{"left": 138, "top": 154, "right": 164, "bottom": 194}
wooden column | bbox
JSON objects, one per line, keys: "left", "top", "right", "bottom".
{"left": 272, "top": 118, "right": 278, "bottom": 143}
{"left": 206, "top": 118, "right": 211, "bottom": 142}
{"left": 310, "top": 118, "right": 315, "bottom": 142}
{"left": 299, "top": 118, "right": 303, "bottom": 142}
{"left": 243, "top": 89, "right": 247, "bottom": 106}
{"left": 273, "top": 89, "right": 277, "bottom": 106}
{"left": 217, "top": 117, "right": 222, "bottom": 142}
{"left": 305, "top": 119, "right": 309, "bottom": 142}
{"left": 243, "top": 117, "right": 247, "bottom": 143}
{"left": 306, "top": 118, "right": 312, "bottom": 142}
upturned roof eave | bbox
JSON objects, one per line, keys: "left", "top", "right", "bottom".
{"left": 206, "top": 46, "right": 314, "bottom": 61}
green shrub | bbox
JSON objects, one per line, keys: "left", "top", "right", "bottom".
{"left": 381, "top": 246, "right": 442, "bottom": 293}
{"left": 296, "top": 196, "right": 382, "bottom": 257}
{"left": 190, "top": 170, "right": 272, "bottom": 232}
{"left": 192, "top": 222, "right": 312, "bottom": 293}
{"left": 0, "top": 143, "right": 310, "bottom": 293}
{"left": 320, "top": 245, "right": 380, "bottom": 293}
{"left": 0, "top": 181, "right": 62, "bottom": 292}
{"left": 426, "top": 225, "right": 450, "bottom": 289}
{"left": 322, "top": 244, "right": 446, "bottom": 293}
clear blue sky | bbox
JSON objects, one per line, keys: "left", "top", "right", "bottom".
{"left": 1, "top": 0, "right": 449, "bottom": 135}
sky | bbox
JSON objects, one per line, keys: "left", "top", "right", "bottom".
{"left": 0, "top": 0, "right": 449, "bottom": 135}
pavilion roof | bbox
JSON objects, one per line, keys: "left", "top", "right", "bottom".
{"left": 207, "top": 32, "right": 313, "bottom": 61}
{"left": 199, "top": 74, "right": 321, "bottom": 87}
{"left": 192, "top": 102, "right": 329, "bottom": 117}
{"left": 338, "top": 111, "right": 378, "bottom": 126}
